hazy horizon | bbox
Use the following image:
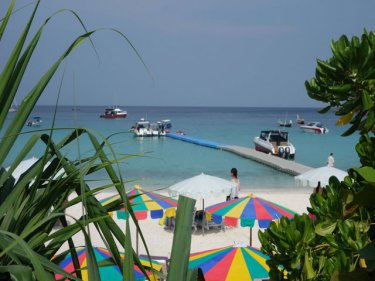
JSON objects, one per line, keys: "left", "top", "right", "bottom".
{"left": 33, "top": 104, "right": 325, "bottom": 109}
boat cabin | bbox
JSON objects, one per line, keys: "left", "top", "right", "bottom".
{"left": 306, "top": 122, "right": 323, "bottom": 127}
{"left": 260, "top": 130, "right": 289, "bottom": 146}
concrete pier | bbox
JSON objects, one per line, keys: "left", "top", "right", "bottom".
{"left": 220, "top": 145, "right": 312, "bottom": 176}
{"left": 166, "top": 133, "right": 313, "bottom": 175}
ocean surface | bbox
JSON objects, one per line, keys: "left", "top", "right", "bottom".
{"left": 4, "top": 106, "right": 359, "bottom": 191}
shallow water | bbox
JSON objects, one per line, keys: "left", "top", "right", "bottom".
{"left": 4, "top": 106, "right": 359, "bottom": 190}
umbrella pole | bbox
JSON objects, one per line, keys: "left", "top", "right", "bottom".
{"left": 136, "top": 228, "right": 139, "bottom": 255}
{"left": 249, "top": 227, "right": 252, "bottom": 247}
{"left": 202, "top": 199, "right": 205, "bottom": 236}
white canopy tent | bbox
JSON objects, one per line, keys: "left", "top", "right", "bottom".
{"left": 295, "top": 166, "right": 348, "bottom": 188}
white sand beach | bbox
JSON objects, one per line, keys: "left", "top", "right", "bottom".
{"left": 63, "top": 186, "right": 312, "bottom": 260}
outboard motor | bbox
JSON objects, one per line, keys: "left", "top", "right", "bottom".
{"left": 278, "top": 147, "right": 285, "bottom": 158}
{"left": 285, "top": 146, "right": 290, "bottom": 159}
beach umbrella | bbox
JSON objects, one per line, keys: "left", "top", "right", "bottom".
{"left": 189, "top": 244, "right": 272, "bottom": 281}
{"left": 168, "top": 173, "right": 235, "bottom": 234}
{"left": 168, "top": 173, "right": 235, "bottom": 200}
{"left": 100, "top": 186, "right": 178, "bottom": 253}
{"left": 100, "top": 185, "right": 178, "bottom": 220}
{"left": 55, "top": 246, "right": 162, "bottom": 281}
{"left": 205, "top": 194, "right": 297, "bottom": 246}
{"left": 294, "top": 166, "right": 347, "bottom": 188}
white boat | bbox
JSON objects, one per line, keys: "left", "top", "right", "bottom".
{"left": 9, "top": 105, "right": 17, "bottom": 112}
{"left": 277, "top": 119, "right": 292, "bottom": 127}
{"left": 131, "top": 118, "right": 168, "bottom": 137}
{"left": 300, "top": 122, "right": 329, "bottom": 134}
{"left": 26, "top": 116, "right": 42, "bottom": 127}
{"left": 253, "top": 130, "right": 295, "bottom": 159}
{"left": 9, "top": 100, "right": 18, "bottom": 112}
{"left": 100, "top": 106, "right": 127, "bottom": 119}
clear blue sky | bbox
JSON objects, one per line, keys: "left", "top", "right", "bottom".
{"left": 3, "top": 1, "right": 375, "bottom": 107}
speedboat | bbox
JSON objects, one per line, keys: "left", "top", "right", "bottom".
{"left": 132, "top": 118, "right": 152, "bottom": 137}
{"left": 161, "top": 119, "right": 172, "bottom": 129}
{"left": 100, "top": 106, "right": 127, "bottom": 119}
{"left": 277, "top": 119, "right": 292, "bottom": 127}
{"left": 26, "top": 116, "right": 42, "bottom": 127}
{"left": 253, "top": 130, "right": 295, "bottom": 159}
{"left": 296, "top": 114, "right": 305, "bottom": 124}
{"left": 300, "top": 122, "right": 329, "bottom": 134}
{"left": 131, "top": 118, "right": 170, "bottom": 137}
{"left": 151, "top": 122, "right": 167, "bottom": 136}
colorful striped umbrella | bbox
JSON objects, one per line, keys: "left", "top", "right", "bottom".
{"left": 100, "top": 186, "right": 178, "bottom": 253}
{"left": 189, "top": 245, "right": 272, "bottom": 281}
{"left": 100, "top": 186, "right": 178, "bottom": 220}
{"left": 55, "top": 247, "right": 162, "bottom": 281}
{"left": 206, "top": 194, "right": 297, "bottom": 245}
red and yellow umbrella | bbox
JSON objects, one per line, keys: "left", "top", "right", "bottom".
{"left": 55, "top": 247, "right": 162, "bottom": 281}
{"left": 189, "top": 245, "right": 272, "bottom": 281}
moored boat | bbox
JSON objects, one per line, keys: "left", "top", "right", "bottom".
{"left": 100, "top": 106, "right": 127, "bottom": 119}
{"left": 131, "top": 118, "right": 170, "bottom": 137}
{"left": 160, "top": 119, "right": 172, "bottom": 129}
{"left": 296, "top": 114, "right": 305, "bottom": 124}
{"left": 253, "top": 130, "right": 295, "bottom": 159}
{"left": 300, "top": 122, "right": 329, "bottom": 134}
{"left": 26, "top": 116, "right": 42, "bottom": 127}
{"left": 277, "top": 119, "right": 292, "bottom": 127}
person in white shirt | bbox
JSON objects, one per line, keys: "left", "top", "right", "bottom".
{"left": 230, "top": 168, "right": 240, "bottom": 200}
{"left": 327, "top": 153, "right": 335, "bottom": 167}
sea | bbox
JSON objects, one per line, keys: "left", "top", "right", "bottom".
{"left": 4, "top": 106, "right": 360, "bottom": 191}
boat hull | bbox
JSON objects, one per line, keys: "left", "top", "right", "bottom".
{"left": 277, "top": 120, "right": 292, "bottom": 127}
{"left": 300, "top": 126, "right": 328, "bottom": 134}
{"left": 134, "top": 128, "right": 166, "bottom": 137}
{"left": 100, "top": 113, "right": 127, "bottom": 119}
{"left": 279, "top": 123, "right": 292, "bottom": 127}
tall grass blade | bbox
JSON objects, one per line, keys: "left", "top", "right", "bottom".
{"left": 0, "top": 1, "right": 39, "bottom": 121}
{"left": 0, "top": 0, "right": 15, "bottom": 42}
{"left": 0, "top": 265, "right": 32, "bottom": 280}
{"left": 167, "top": 196, "right": 196, "bottom": 281}
{"left": 0, "top": 230, "right": 53, "bottom": 280}
{"left": 0, "top": 30, "right": 96, "bottom": 166}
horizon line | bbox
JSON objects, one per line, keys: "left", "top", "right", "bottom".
{"left": 34, "top": 104, "right": 324, "bottom": 109}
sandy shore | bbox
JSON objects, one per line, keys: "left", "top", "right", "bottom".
{"left": 63, "top": 186, "right": 312, "bottom": 261}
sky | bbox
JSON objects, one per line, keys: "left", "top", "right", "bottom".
{"left": 3, "top": 0, "right": 375, "bottom": 107}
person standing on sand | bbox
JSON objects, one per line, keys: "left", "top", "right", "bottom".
{"left": 314, "top": 181, "right": 323, "bottom": 194}
{"left": 327, "top": 152, "right": 335, "bottom": 167}
{"left": 230, "top": 168, "right": 240, "bottom": 200}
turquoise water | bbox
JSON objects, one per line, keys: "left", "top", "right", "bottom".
{"left": 4, "top": 106, "right": 359, "bottom": 190}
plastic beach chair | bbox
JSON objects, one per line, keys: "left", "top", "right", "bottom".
{"left": 203, "top": 212, "right": 224, "bottom": 231}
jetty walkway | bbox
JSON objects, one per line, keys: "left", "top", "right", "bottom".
{"left": 166, "top": 132, "right": 312, "bottom": 176}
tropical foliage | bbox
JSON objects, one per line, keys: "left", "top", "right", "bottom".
{"left": 0, "top": 1, "right": 201, "bottom": 280}
{"left": 305, "top": 30, "right": 375, "bottom": 136}
{"left": 260, "top": 31, "right": 375, "bottom": 280}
